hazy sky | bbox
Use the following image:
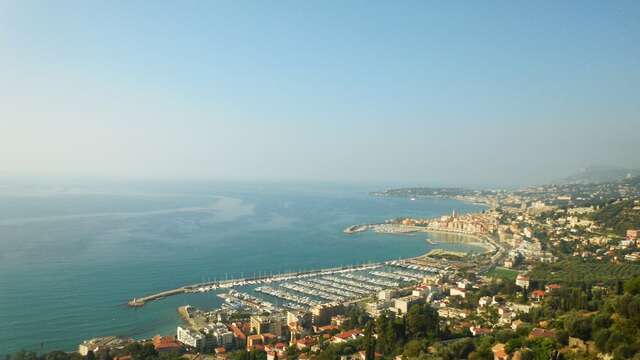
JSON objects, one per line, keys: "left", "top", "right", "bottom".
{"left": 1, "top": 1, "right": 639, "bottom": 186}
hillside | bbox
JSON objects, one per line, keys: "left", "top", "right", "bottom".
{"left": 591, "top": 199, "right": 640, "bottom": 236}
{"left": 563, "top": 166, "right": 640, "bottom": 184}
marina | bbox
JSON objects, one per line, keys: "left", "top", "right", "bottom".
{"left": 127, "top": 259, "right": 444, "bottom": 310}
{"left": 128, "top": 263, "right": 382, "bottom": 307}
{"left": 127, "top": 229, "right": 497, "bottom": 311}
{"left": 133, "top": 260, "right": 448, "bottom": 320}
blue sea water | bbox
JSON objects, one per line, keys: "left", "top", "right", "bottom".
{"left": 0, "top": 182, "right": 484, "bottom": 354}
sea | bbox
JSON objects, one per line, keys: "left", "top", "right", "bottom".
{"left": 0, "top": 181, "right": 485, "bottom": 354}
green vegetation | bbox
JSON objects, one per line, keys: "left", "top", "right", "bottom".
{"left": 9, "top": 274, "right": 640, "bottom": 360}
{"left": 529, "top": 259, "right": 640, "bottom": 286}
{"left": 4, "top": 344, "right": 181, "bottom": 360}
{"left": 314, "top": 275, "right": 640, "bottom": 359}
{"left": 485, "top": 267, "right": 519, "bottom": 281}
{"left": 229, "top": 349, "right": 268, "bottom": 360}
{"left": 316, "top": 302, "right": 441, "bottom": 360}
{"left": 591, "top": 199, "right": 640, "bottom": 236}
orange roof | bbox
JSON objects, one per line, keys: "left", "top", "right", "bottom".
{"left": 492, "top": 344, "right": 507, "bottom": 360}
{"left": 335, "top": 329, "right": 362, "bottom": 339}
{"left": 152, "top": 336, "right": 181, "bottom": 350}
{"left": 532, "top": 290, "right": 546, "bottom": 297}
{"left": 229, "top": 324, "right": 247, "bottom": 340}
{"left": 297, "top": 336, "right": 316, "bottom": 346}
{"left": 471, "top": 327, "right": 492, "bottom": 335}
{"left": 318, "top": 325, "right": 339, "bottom": 332}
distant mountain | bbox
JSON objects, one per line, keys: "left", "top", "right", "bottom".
{"left": 562, "top": 166, "right": 640, "bottom": 184}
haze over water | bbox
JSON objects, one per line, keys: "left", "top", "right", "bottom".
{"left": 0, "top": 182, "right": 484, "bottom": 354}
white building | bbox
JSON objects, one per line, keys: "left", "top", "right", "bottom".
{"left": 378, "top": 289, "right": 397, "bottom": 301}
{"left": 457, "top": 280, "right": 471, "bottom": 289}
{"left": 450, "top": 287, "right": 466, "bottom": 298}
{"left": 515, "top": 274, "right": 530, "bottom": 289}
{"left": 393, "top": 296, "right": 422, "bottom": 314}
{"left": 177, "top": 326, "right": 206, "bottom": 350}
{"left": 478, "top": 296, "right": 491, "bottom": 307}
{"left": 204, "top": 323, "right": 234, "bottom": 347}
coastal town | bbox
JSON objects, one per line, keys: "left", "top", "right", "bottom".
{"left": 5, "top": 0, "right": 640, "bottom": 358}
{"left": 55, "top": 175, "right": 640, "bottom": 360}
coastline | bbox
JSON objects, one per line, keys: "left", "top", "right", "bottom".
{"left": 1, "top": 191, "right": 487, "bottom": 354}
{"left": 345, "top": 223, "right": 496, "bottom": 254}
{"left": 422, "top": 229, "right": 496, "bottom": 253}
{"left": 370, "top": 193, "right": 494, "bottom": 210}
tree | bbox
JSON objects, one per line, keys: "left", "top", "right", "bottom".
{"left": 592, "top": 312, "right": 612, "bottom": 332}
{"left": 12, "top": 352, "right": 37, "bottom": 360}
{"left": 555, "top": 329, "right": 569, "bottom": 346}
{"left": 85, "top": 351, "right": 96, "bottom": 360}
{"left": 402, "top": 339, "right": 426, "bottom": 358}
{"left": 125, "top": 343, "right": 157, "bottom": 360}
{"left": 505, "top": 338, "right": 523, "bottom": 354}
{"left": 594, "top": 329, "right": 611, "bottom": 352}
{"left": 564, "top": 313, "right": 592, "bottom": 341}
{"left": 97, "top": 351, "right": 112, "bottom": 360}
{"left": 624, "top": 277, "right": 640, "bottom": 295}
{"left": 449, "top": 339, "right": 475, "bottom": 359}
{"left": 364, "top": 321, "right": 376, "bottom": 360}
{"left": 45, "top": 351, "right": 71, "bottom": 360}
{"left": 606, "top": 331, "right": 627, "bottom": 354}
{"left": 405, "top": 303, "right": 439, "bottom": 339}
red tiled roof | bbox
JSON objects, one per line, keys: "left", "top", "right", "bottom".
{"left": 152, "top": 336, "right": 181, "bottom": 351}
{"left": 297, "top": 336, "right": 316, "bottom": 347}
{"left": 532, "top": 290, "right": 546, "bottom": 298}
{"left": 334, "top": 329, "right": 362, "bottom": 339}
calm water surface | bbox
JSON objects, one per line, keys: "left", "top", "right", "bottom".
{"left": 0, "top": 182, "right": 484, "bottom": 354}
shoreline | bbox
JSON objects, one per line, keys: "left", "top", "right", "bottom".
{"left": 422, "top": 229, "right": 496, "bottom": 253}
{"left": 370, "top": 193, "right": 494, "bottom": 210}
{"left": 345, "top": 223, "right": 496, "bottom": 254}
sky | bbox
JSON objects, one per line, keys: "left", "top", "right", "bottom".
{"left": 1, "top": 1, "right": 639, "bottom": 187}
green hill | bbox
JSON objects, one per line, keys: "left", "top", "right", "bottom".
{"left": 591, "top": 199, "right": 640, "bottom": 236}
